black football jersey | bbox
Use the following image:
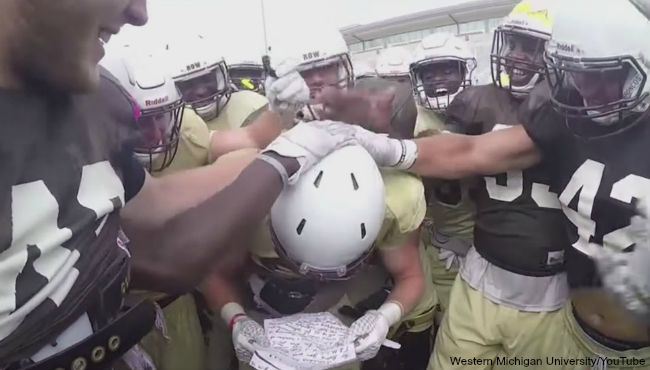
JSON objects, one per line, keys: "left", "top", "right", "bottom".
{"left": 447, "top": 84, "right": 570, "bottom": 276}
{"left": 523, "top": 103, "right": 650, "bottom": 289}
{"left": 0, "top": 71, "right": 144, "bottom": 361}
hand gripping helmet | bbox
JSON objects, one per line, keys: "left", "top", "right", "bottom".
{"left": 491, "top": 0, "right": 556, "bottom": 97}
{"left": 410, "top": 33, "right": 477, "bottom": 112}
{"left": 545, "top": 0, "right": 650, "bottom": 128}
{"left": 167, "top": 35, "right": 231, "bottom": 122}
{"left": 375, "top": 46, "right": 413, "bottom": 82}
{"left": 270, "top": 145, "right": 386, "bottom": 281}
{"left": 101, "top": 49, "right": 184, "bottom": 172}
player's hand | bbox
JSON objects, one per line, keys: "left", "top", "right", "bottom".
{"left": 347, "top": 302, "right": 402, "bottom": 361}
{"left": 348, "top": 124, "right": 418, "bottom": 169}
{"left": 232, "top": 317, "right": 270, "bottom": 363}
{"left": 222, "top": 302, "right": 270, "bottom": 363}
{"left": 317, "top": 87, "right": 395, "bottom": 134}
{"left": 265, "top": 61, "right": 310, "bottom": 126}
{"left": 593, "top": 200, "right": 650, "bottom": 323}
{"left": 263, "top": 120, "right": 358, "bottom": 185}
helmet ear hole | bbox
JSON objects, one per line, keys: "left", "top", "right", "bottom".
{"left": 351, "top": 173, "right": 359, "bottom": 190}
{"left": 296, "top": 218, "right": 307, "bottom": 235}
{"left": 360, "top": 223, "right": 367, "bottom": 239}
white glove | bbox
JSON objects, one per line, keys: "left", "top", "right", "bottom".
{"left": 593, "top": 200, "right": 650, "bottom": 324}
{"left": 347, "top": 301, "right": 403, "bottom": 361}
{"left": 222, "top": 303, "right": 270, "bottom": 363}
{"left": 350, "top": 125, "right": 418, "bottom": 169}
{"left": 265, "top": 60, "right": 310, "bottom": 125}
{"left": 263, "top": 120, "right": 358, "bottom": 185}
{"left": 438, "top": 248, "right": 460, "bottom": 270}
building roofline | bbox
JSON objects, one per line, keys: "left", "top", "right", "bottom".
{"left": 340, "top": 0, "right": 518, "bottom": 43}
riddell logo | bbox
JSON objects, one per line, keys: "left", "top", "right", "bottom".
{"left": 556, "top": 43, "right": 580, "bottom": 54}
{"left": 145, "top": 96, "right": 169, "bottom": 107}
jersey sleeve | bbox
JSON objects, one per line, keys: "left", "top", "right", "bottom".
{"left": 445, "top": 87, "right": 489, "bottom": 135}
{"left": 118, "top": 149, "right": 146, "bottom": 202}
{"left": 376, "top": 170, "right": 426, "bottom": 249}
{"left": 521, "top": 102, "right": 569, "bottom": 160}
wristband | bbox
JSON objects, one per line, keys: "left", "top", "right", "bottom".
{"left": 228, "top": 313, "right": 247, "bottom": 331}
{"left": 395, "top": 140, "right": 418, "bottom": 170}
{"left": 377, "top": 301, "right": 404, "bottom": 327}
{"left": 221, "top": 302, "right": 246, "bottom": 326}
{"left": 258, "top": 153, "right": 289, "bottom": 186}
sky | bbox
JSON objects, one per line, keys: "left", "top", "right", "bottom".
{"left": 112, "top": 0, "right": 472, "bottom": 57}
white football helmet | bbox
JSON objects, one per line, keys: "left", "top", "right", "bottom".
{"left": 270, "top": 145, "right": 385, "bottom": 281}
{"left": 491, "top": 0, "right": 556, "bottom": 96}
{"left": 375, "top": 47, "right": 413, "bottom": 81}
{"left": 355, "top": 62, "right": 378, "bottom": 81}
{"left": 225, "top": 46, "right": 266, "bottom": 94}
{"left": 269, "top": 24, "right": 353, "bottom": 120}
{"left": 101, "top": 49, "right": 184, "bottom": 172}
{"left": 546, "top": 0, "right": 650, "bottom": 127}
{"left": 410, "top": 33, "right": 477, "bottom": 112}
{"left": 167, "top": 35, "right": 231, "bottom": 122}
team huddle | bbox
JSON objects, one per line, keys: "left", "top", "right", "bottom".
{"left": 3, "top": 0, "right": 650, "bottom": 369}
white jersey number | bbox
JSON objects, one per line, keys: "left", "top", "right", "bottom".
{"left": 0, "top": 161, "right": 124, "bottom": 341}
{"left": 559, "top": 159, "right": 650, "bottom": 256}
{"left": 484, "top": 124, "right": 561, "bottom": 209}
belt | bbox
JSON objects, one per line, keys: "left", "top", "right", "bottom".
{"left": 431, "top": 231, "right": 471, "bottom": 256}
{"left": 21, "top": 300, "right": 156, "bottom": 370}
{"left": 390, "top": 306, "right": 436, "bottom": 339}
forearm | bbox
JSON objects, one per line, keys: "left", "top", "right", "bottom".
{"left": 381, "top": 231, "right": 425, "bottom": 316}
{"left": 386, "top": 273, "right": 424, "bottom": 316}
{"left": 409, "top": 128, "right": 541, "bottom": 179}
{"left": 201, "top": 271, "right": 244, "bottom": 311}
{"left": 126, "top": 154, "right": 298, "bottom": 293}
{"left": 409, "top": 133, "right": 479, "bottom": 179}
{"left": 135, "top": 150, "right": 258, "bottom": 227}
{"left": 209, "top": 111, "right": 283, "bottom": 160}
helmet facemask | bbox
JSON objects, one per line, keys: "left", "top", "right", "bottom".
{"left": 297, "top": 53, "right": 354, "bottom": 120}
{"left": 133, "top": 99, "right": 185, "bottom": 172}
{"left": 175, "top": 61, "right": 231, "bottom": 121}
{"left": 546, "top": 52, "right": 649, "bottom": 126}
{"left": 491, "top": 28, "right": 548, "bottom": 97}
{"left": 411, "top": 57, "right": 475, "bottom": 112}
{"left": 229, "top": 64, "right": 267, "bottom": 94}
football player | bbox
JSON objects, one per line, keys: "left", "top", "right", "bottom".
{"left": 409, "top": 32, "right": 477, "bottom": 317}
{"left": 317, "top": 0, "right": 650, "bottom": 367}
{"left": 375, "top": 46, "right": 413, "bottom": 84}
{"left": 278, "top": 24, "right": 437, "bottom": 369}
{"left": 268, "top": 22, "right": 355, "bottom": 122}
{"left": 317, "top": 1, "right": 572, "bottom": 368}
{"left": 167, "top": 35, "right": 271, "bottom": 135}
{"left": 0, "top": 0, "right": 356, "bottom": 367}
{"left": 203, "top": 143, "right": 433, "bottom": 370}
{"left": 101, "top": 45, "right": 311, "bottom": 370}
{"left": 226, "top": 53, "right": 266, "bottom": 95}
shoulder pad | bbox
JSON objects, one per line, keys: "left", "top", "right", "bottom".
{"left": 381, "top": 169, "right": 426, "bottom": 237}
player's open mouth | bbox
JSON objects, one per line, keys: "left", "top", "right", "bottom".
{"left": 433, "top": 88, "right": 449, "bottom": 97}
